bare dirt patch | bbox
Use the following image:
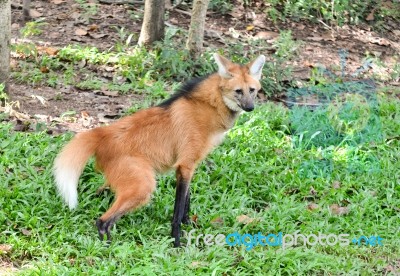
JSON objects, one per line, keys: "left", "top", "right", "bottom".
{"left": 7, "top": 0, "right": 400, "bottom": 132}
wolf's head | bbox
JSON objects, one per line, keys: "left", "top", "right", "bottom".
{"left": 214, "top": 53, "right": 266, "bottom": 112}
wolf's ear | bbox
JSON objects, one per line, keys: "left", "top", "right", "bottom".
{"left": 248, "top": 55, "right": 266, "bottom": 81}
{"left": 213, "top": 53, "right": 233, "bottom": 79}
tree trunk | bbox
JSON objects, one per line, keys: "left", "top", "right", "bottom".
{"left": 0, "top": 0, "right": 11, "bottom": 91}
{"left": 23, "top": 0, "right": 31, "bottom": 22}
{"left": 138, "top": 0, "right": 165, "bottom": 46}
{"left": 186, "top": 0, "right": 210, "bottom": 54}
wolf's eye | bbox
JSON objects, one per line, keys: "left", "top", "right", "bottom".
{"left": 249, "top": 88, "right": 256, "bottom": 93}
{"left": 235, "top": 89, "right": 243, "bottom": 95}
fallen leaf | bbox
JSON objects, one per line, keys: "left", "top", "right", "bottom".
{"left": 332, "top": 181, "right": 341, "bottom": 189}
{"left": 309, "top": 186, "right": 317, "bottom": 195}
{"left": 253, "top": 31, "right": 279, "bottom": 41}
{"left": 34, "top": 166, "right": 45, "bottom": 172}
{"left": 0, "top": 104, "right": 30, "bottom": 120}
{"left": 189, "top": 261, "right": 207, "bottom": 268}
{"left": 308, "top": 36, "right": 323, "bottom": 42}
{"left": 210, "top": 217, "right": 224, "bottom": 227}
{"left": 80, "top": 116, "right": 93, "bottom": 127}
{"left": 31, "top": 95, "right": 48, "bottom": 106}
{"left": 191, "top": 214, "right": 198, "bottom": 223}
{"left": 366, "top": 8, "right": 375, "bottom": 21}
{"left": 329, "top": 204, "right": 350, "bottom": 215}
{"left": 303, "top": 60, "right": 315, "bottom": 68}
{"left": 236, "top": 214, "right": 255, "bottom": 224}
{"left": 96, "top": 90, "right": 119, "bottom": 97}
{"left": 190, "top": 261, "right": 201, "bottom": 268}
{"left": 49, "top": 32, "right": 61, "bottom": 39}
{"left": 381, "top": 0, "right": 393, "bottom": 8}
{"left": 257, "top": 92, "right": 266, "bottom": 101}
{"left": 88, "top": 24, "right": 99, "bottom": 31}
{"left": 21, "top": 228, "right": 32, "bottom": 236}
{"left": 246, "top": 25, "right": 255, "bottom": 31}
{"left": 89, "top": 33, "right": 108, "bottom": 39}
{"left": 227, "top": 6, "right": 244, "bottom": 19}
{"left": 51, "top": 0, "right": 64, "bottom": 4}
{"left": 0, "top": 244, "right": 12, "bottom": 254}
{"left": 308, "top": 33, "right": 335, "bottom": 42}
{"left": 393, "top": 30, "right": 400, "bottom": 37}
{"left": 29, "top": 9, "right": 42, "bottom": 18}
{"left": 103, "top": 66, "right": 115, "bottom": 72}
{"left": 45, "top": 47, "right": 59, "bottom": 56}
{"left": 40, "top": 66, "right": 49, "bottom": 73}
{"left": 297, "top": 24, "right": 305, "bottom": 30}
{"left": 369, "top": 37, "right": 390, "bottom": 46}
{"left": 8, "top": 109, "right": 30, "bottom": 120}
{"left": 372, "top": 51, "right": 382, "bottom": 57}
{"left": 75, "top": 28, "right": 88, "bottom": 36}
{"left": 253, "top": 18, "right": 266, "bottom": 28}
{"left": 229, "top": 28, "right": 240, "bottom": 39}
{"left": 384, "top": 265, "right": 395, "bottom": 273}
{"left": 9, "top": 58, "right": 17, "bottom": 69}
{"left": 204, "top": 29, "right": 222, "bottom": 39}
{"left": 11, "top": 23, "right": 19, "bottom": 30}
{"left": 78, "top": 59, "right": 87, "bottom": 68}
{"left": 81, "top": 111, "right": 90, "bottom": 118}
{"left": 70, "top": 12, "right": 81, "bottom": 20}
{"left": 307, "top": 203, "right": 319, "bottom": 211}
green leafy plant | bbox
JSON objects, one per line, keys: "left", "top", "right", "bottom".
{"left": 264, "top": 0, "right": 396, "bottom": 26}
{"left": 0, "top": 83, "right": 7, "bottom": 101}
{"left": 74, "top": 0, "right": 99, "bottom": 17}
{"left": 20, "top": 20, "right": 47, "bottom": 37}
{"left": 113, "top": 27, "right": 136, "bottom": 53}
{"left": 209, "top": 0, "right": 234, "bottom": 14}
{"left": 273, "top": 30, "right": 302, "bottom": 60}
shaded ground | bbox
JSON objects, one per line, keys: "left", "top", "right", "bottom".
{"left": 7, "top": 0, "right": 400, "bottom": 131}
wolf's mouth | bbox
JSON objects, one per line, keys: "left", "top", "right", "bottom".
{"left": 240, "top": 103, "right": 254, "bottom": 112}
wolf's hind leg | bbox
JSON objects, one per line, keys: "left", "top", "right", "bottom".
{"left": 96, "top": 157, "right": 155, "bottom": 242}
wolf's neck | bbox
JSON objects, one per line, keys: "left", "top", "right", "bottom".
{"left": 194, "top": 75, "right": 239, "bottom": 130}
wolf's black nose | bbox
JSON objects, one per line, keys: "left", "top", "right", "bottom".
{"left": 243, "top": 105, "right": 254, "bottom": 112}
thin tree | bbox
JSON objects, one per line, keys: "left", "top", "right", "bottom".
{"left": 138, "top": 0, "right": 165, "bottom": 46}
{"left": 23, "top": 0, "right": 31, "bottom": 22}
{"left": 186, "top": 0, "right": 210, "bottom": 54}
{"left": 0, "top": 0, "right": 11, "bottom": 91}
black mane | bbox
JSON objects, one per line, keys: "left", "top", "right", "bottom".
{"left": 158, "top": 76, "right": 208, "bottom": 108}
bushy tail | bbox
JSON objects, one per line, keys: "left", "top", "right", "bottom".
{"left": 53, "top": 131, "right": 98, "bottom": 209}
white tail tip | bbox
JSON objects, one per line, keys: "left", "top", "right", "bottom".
{"left": 53, "top": 158, "right": 79, "bottom": 209}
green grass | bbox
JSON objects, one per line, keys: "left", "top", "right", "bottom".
{"left": 11, "top": 29, "right": 301, "bottom": 98}
{"left": 1, "top": 93, "right": 399, "bottom": 274}
{"left": 264, "top": 0, "right": 400, "bottom": 26}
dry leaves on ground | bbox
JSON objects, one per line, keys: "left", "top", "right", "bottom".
{"left": 329, "top": 204, "right": 350, "bottom": 215}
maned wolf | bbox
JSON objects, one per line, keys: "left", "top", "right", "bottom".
{"left": 54, "top": 53, "right": 266, "bottom": 247}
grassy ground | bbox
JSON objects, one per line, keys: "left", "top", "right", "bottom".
{"left": 3, "top": 0, "right": 400, "bottom": 274}
{"left": 1, "top": 90, "right": 399, "bottom": 274}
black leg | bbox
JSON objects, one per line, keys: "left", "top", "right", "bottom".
{"left": 171, "top": 178, "right": 189, "bottom": 247}
{"left": 182, "top": 190, "right": 190, "bottom": 225}
{"left": 96, "top": 215, "right": 120, "bottom": 244}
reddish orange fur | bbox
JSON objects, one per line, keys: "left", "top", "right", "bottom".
{"left": 54, "top": 54, "right": 264, "bottom": 244}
